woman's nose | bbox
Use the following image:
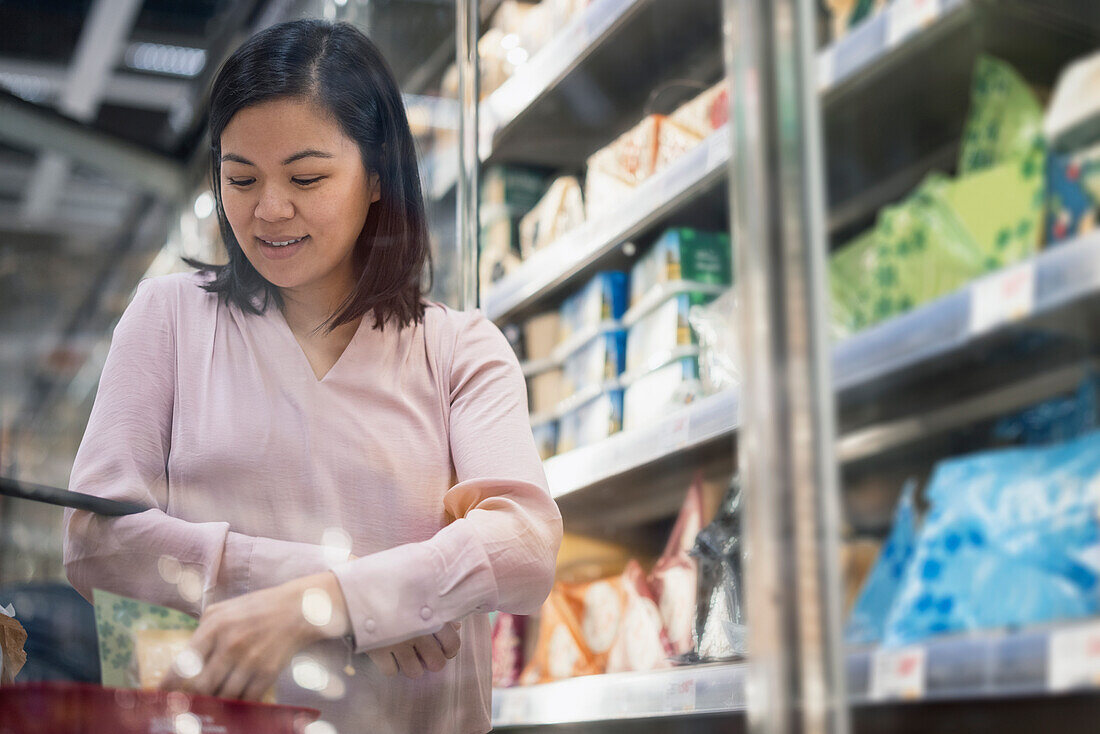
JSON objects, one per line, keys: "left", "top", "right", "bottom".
{"left": 254, "top": 185, "right": 294, "bottom": 221}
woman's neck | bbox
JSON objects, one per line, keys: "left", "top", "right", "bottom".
{"left": 278, "top": 281, "right": 358, "bottom": 338}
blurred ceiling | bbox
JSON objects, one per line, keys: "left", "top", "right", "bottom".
{"left": 0, "top": 0, "right": 467, "bottom": 480}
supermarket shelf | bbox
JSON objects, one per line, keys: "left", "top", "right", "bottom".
{"left": 484, "top": 126, "right": 731, "bottom": 324}
{"left": 544, "top": 233, "right": 1100, "bottom": 505}
{"left": 545, "top": 388, "right": 738, "bottom": 501}
{"left": 492, "top": 619, "right": 1100, "bottom": 727}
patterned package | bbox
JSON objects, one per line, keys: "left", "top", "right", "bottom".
{"left": 605, "top": 561, "right": 675, "bottom": 674}
{"left": 93, "top": 589, "right": 198, "bottom": 690}
{"left": 655, "top": 118, "right": 705, "bottom": 172}
{"left": 623, "top": 356, "right": 703, "bottom": 432}
{"left": 825, "top": 0, "right": 889, "bottom": 41}
{"left": 993, "top": 371, "right": 1100, "bottom": 447}
{"left": 519, "top": 586, "right": 601, "bottom": 685}
{"left": 0, "top": 608, "right": 26, "bottom": 685}
{"left": 561, "top": 330, "right": 626, "bottom": 399}
{"left": 491, "top": 613, "right": 527, "bottom": 688}
{"left": 584, "top": 116, "right": 663, "bottom": 218}
{"left": 844, "top": 481, "right": 919, "bottom": 645}
{"left": 626, "top": 291, "right": 717, "bottom": 375}
{"left": 883, "top": 430, "right": 1100, "bottom": 646}
{"left": 668, "top": 80, "right": 730, "bottom": 139}
{"left": 630, "top": 228, "right": 732, "bottom": 308}
{"left": 958, "top": 55, "right": 1045, "bottom": 176}
{"left": 519, "top": 176, "right": 586, "bottom": 258}
{"left": 649, "top": 477, "right": 706, "bottom": 657}
{"left": 1046, "top": 143, "right": 1100, "bottom": 246}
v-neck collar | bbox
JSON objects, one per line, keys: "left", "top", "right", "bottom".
{"left": 272, "top": 306, "right": 367, "bottom": 384}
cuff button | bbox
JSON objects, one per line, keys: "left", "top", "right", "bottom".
{"left": 420, "top": 606, "right": 433, "bottom": 621}
{"left": 365, "top": 619, "right": 377, "bottom": 633}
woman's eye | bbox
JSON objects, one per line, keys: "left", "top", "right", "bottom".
{"left": 293, "top": 177, "right": 325, "bottom": 186}
{"left": 226, "top": 178, "right": 255, "bottom": 187}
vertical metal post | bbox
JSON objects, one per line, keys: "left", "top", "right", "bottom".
{"left": 456, "top": 0, "right": 480, "bottom": 311}
{"left": 722, "top": 0, "right": 850, "bottom": 733}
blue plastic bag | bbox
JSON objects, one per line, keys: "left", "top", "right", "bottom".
{"left": 883, "top": 431, "right": 1100, "bottom": 646}
{"left": 845, "top": 480, "right": 919, "bottom": 645}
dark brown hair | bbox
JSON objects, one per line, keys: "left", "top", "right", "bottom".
{"left": 186, "top": 19, "right": 432, "bottom": 331}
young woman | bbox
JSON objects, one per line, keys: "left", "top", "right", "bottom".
{"left": 63, "top": 19, "right": 562, "bottom": 734}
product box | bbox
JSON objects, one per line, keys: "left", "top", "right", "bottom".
{"left": 523, "top": 311, "right": 562, "bottom": 362}
{"left": 519, "top": 175, "right": 586, "bottom": 258}
{"left": 626, "top": 291, "right": 716, "bottom": 375}
{"left": 530, "top": 418, "right": 559, "bottom": 461}
{"left": 481, "top": 165, "right": 550, "bottom": 213}
{"left": 561, "top": 330, "right": 627, "bottom": 399}
{"left": 1046, "top": 143, "right": 1100, "bottom": 245}
{"left": 528, "top": 367, "right": 565, "bottom": 417}
{"left": 557, "top": 389, "right": 623, "bottom": 453}
{"left": 630, "top": 228, "right": 732, "bottom": 307}
{"left": 668, "top": 79, "right": 730, "bottom": 139}
{"left": 623, "top": 356, "right": 703, "bottom": 432}
{"left": 559, "top": 271, "right": 629, "bottom": 343}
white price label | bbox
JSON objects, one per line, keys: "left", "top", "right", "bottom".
{"left": 1049, "top": 623, "right": 1100, "bottom": 691}
{"left": 870, "top": 647, "right": 926, "bottom": 701}
{"left": 969, "top": 261, "right": 1036, "bottom": 335}
{"left": 886, "top": 0, "right": 940, "bottom": 47}
{"left": 667, "top": 677, "right": 697, "bottom": 712}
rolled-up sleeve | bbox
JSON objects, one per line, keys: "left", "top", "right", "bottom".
{"left": 333, "top": 311, "right": 563, "bottom": 652}
{"left": 63, "top": 278, "right": 348, "bottom": 615}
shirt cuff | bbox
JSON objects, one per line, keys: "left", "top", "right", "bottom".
{"left": 331, "top": 542, "right": 465, "bottom": 652}
{"left": 217, "top": 533, "right": 351, "bottom": 602}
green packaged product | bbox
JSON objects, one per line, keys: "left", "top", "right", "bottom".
{"left": 959, "top": 55, "right": 1045, "bottom": 175}
{"left": 481, "top": 165, "right": 550, "bottom": 213}
{"left": 630, "top": 228, "right": 733, "bottom": 307}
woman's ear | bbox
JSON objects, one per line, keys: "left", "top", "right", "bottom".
{"left": 368, "top": 172, "right": 382, "bottom": 204}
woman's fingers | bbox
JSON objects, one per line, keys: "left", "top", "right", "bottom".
{"left": 413, "top": 635, "right": 447, "bottom": 673}
{"left": 368, "top": 648, "right": 399, "bottom": 677}
{"left": 434, "top": 621, "right": 462, "bottom": 659}
{"left": 216, "top": 665, "right": 254, "bottom": 700}
{"left": 391, "top": 644, "right": 424, "bottom": 679}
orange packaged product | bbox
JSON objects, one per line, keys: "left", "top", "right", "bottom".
{"left": 605, "top": 560, "right": 675, "bottom": 674}
{"left": 519, "top": 585, "right": 601, "bottom": 685}
{"left": 648, "top": 477, "right": 706, "bottom": 657}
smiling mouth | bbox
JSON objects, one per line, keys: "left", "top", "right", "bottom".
{"left": 257, "top": 235, "right": 309, "bottom": 247}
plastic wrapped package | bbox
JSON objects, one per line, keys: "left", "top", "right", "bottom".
{"left": 649, "top": 477, "right": 706, "bottom": 657}
{"left": 561, "top": 330, "right": 626, "bottom": 399}
{"left": 668, "top": 79, "right": 730, "bottom": 139}
{"left": 842, "top": 539, "right": 882, "bottom": 616}
{"left": 519, "top": 586, "right": 601, "bottom": 684}
{"left": 491, "top": 613, "right": 528, "bottom": 688}
{"left": 559, "top": 271, "right": 628, "bottom": 343}
{"left": 993, "top": 372, "right": 1100, "bottom": 447}
{"left": 623, "top": 356, "right": 703, "bottom": 432}
{"left": 519, "top": 176, "right": 586, "bottom": 258}
{"left": 605, "top": 561, "right": 675, "bottom": 673}
{"left": 584, "top": 116, "right": 663, "bottom": 218}
{"left": 685, "top": 478, "right": 747, "bottom": 663}
{"left": 629, "top": 228, "right": 732, "bottom": 308}
{"left": 530, "top": 417, "right": 558, "bottom": 461}
{"left": 0, "top": 606, "right": 26, "bottom": 685}
{"left": 557, "top": 390, "right": 623, "bottom": 452}
{"left": 93, "top": 590, "right": 198, "bottom": 690}
{"left": 626, "top": 291, "right": 717, "bottom": 375}
{"left": 523, "top": 311, "right": 561, "bottom": 362}
{"left": 1044, "top": 49, "right": 1100, "bottom": 153}
{"left": 845, "top": 481, "right": 919, "bottom": 645}
{"left": 688, "top": 288, "right": 741, "bottom": 394}
{"left": 655, "top": 118, "right": 705, "bottom": 172}
{"left": 528, "top": 367, "right": 564, "bottom": 416}
{"left": 958, "top": 56, "right": 1045, "bottom": 176}
{"left": 883, "top": 431, "right": 1100, "bottom": 647}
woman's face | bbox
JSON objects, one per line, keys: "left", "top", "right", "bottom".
{"left": 218, "top": 96, "right": 379, "bottom": 298}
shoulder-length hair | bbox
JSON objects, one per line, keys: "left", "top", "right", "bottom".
{"left": 186, "top": 19, "right": 432, "bottom": 331}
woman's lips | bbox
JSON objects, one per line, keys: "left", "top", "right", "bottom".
{"left": 255, "top": 235, "right": 309, "bottom": 260}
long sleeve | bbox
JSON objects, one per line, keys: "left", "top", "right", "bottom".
{"left": 63, "top": 278, "right": 346, "bottom": 616}
{"left": 333, "top": 311, "right": 563, "bottom": 652}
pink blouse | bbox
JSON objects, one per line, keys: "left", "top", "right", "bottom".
{"left": 62, "top": 271, "right": 562, "bottom": 734}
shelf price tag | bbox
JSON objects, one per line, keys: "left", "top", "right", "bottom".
{"left": 659, "top": 412, "right": 691, "bottom": 453}
{"left": 667, "top": 677, "right": 697, "bottom": 713}
{"left": 886, "top": 0, "right": 940, "bottom": 47}
{"left": 1049, "top": 622, "right": 1100, "bottom": 692}
{"left": 968, "top": 261, "right": 1036, "bottom": 336}
{"left": 870, "top": 646, "right": 926, "bottom": 701}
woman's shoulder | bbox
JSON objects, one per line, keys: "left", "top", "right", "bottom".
{"left": 419, "top": 300, "right": 518, "bottom": 370}
{"left": 130, "top": 270, "right": 220, "bottom": 314}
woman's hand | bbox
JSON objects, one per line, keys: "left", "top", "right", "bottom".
{"left": 366, "top": 621, "right": 461, "bottom": 679}
{"left": 160, "top": 572, "right": 348, "bottom": 701}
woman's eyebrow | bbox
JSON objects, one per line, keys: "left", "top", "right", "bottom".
{"left": 220, "top": 150, "right": 335, "bottom": 166}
